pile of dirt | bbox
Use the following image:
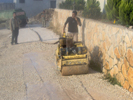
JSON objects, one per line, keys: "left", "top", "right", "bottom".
{"left": 28, "top": 8, "right": 54, "bottom": 24}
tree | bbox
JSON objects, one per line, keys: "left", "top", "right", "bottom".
{"left": 59, "top": 0, "right": 85, "bottom": 10}
{"left": 119, "top": 0, "right": 133, "bottom": 25}
{"left": 105, "top": 0, "right": 121, "bottom": 20}
{"left": 83, "top": 0, "right": 101, "bottom": 19}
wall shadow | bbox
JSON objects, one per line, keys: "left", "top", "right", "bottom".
{"left": 81, "top": 19, "right": 103, "bottom": 74}
{"left": 88, "top": 46, "right": 103, "bottom": 74}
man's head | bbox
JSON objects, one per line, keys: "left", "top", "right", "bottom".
{"left": 13, "top": 12, "right": 16, "bottom": 18}
{"left": 72, "top": 10, "right": 77, "bottom": 18}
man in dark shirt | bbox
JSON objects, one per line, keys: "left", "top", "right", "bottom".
{"left": 41, "top": 10, "right": 46, "bottom": 27}
{"left": 63, "top": 10, "right": 81, "bottom": 42}
{"left": 10, "top": 12, "right": 20, "bottom": 45}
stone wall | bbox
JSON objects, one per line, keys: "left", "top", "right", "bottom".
{"left": 52, "top": 9, "right": 133, "bottom": 92}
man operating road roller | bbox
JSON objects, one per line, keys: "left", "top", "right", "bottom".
{"left": 63, "top": 10, "right": 81, "bottom": 42}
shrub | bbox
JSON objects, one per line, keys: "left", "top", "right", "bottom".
{"left": 119, "top": 0, "right": 133, "bottom": 25}
{"left": 105, "top": 0, "right": 121, "bottom": 20}
{"left": 103, "top": 73, "right": 121, "bottom": 86}
{"left": 83, "top": 0, "right": 101, "bottom": 19}
{"left": 59, "top": 0, "right": 85, "bottom": 10}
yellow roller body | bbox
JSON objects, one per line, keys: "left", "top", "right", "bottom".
{"left": 56, "top": 33, "right": 89, "bottom": 76}
{"left": 61, "top": 64, "right": 89, "bottom": 76}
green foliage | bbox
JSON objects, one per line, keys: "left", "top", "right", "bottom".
{"left": 83, "top": 0, "right": 101, "bottom": 19}
{"left": 119, "top": 0, "right": 133, "bottom": 25}
{"left": 103, "top": 74, "right": 121, "bottom": 86}
{"left": 0, "top": 9, "right": 14, "bottom": 22}
{"left": 105, "top": 0, "right": 121, "bottom": 20}
{"left": 59, "top": 0, "right": 85, "bottom": 10}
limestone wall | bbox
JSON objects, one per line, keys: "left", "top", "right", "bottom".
{"left": 52, "top": 9, "right": 133, "bottom": 92}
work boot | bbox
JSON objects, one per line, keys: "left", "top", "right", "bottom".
{"left": 15, "top": 42, "right": 18, "bottom": 45}
{"left": 11, "top": 42, "right": 13, "bottom": 45}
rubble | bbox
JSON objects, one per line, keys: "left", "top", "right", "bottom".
{"left": 28, "top": 8, "right": 54, "bottom": 24}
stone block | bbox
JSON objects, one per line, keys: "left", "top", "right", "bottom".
{"left": 102, "top": 31, "right": 106, "bottom": 41}
{"left": 110, "top": 65, "right": 118, "bottom": 77}
{"left": 125, "top": 34, "right": 131, "bottom": 48}
{"left": 114, "top": 65, "right": 118, "bottom": 75}
{"left": 128, "top": 67, "right": 133, "bottom": 88}
{"left": 129, "top": 87, "right": 133, "bottom": 92}
{"left": 122, "top": 64, "right": 128, "bottom": 80}
{"left": 87, "top": 30, "right": 94, "bottom": 40}
{"left": 112, "top": 27, "right": 119, "bottom": 35}
{"left": 103, "top": 67, "right": 108, "bottom": 75}
{"left": 127, "top": 49, "right": 133, "bottom": 66}
{"left": 110, "top": 68, "right": 115, "bottom": 77}
{"left": 109, "top": 57, "right": 114, "bottom": 69}
{"left": 116, "top": 72, "right": 125, "bottom": 86}
{"left": 105, "top": 35, "right": 112, "bottom": 50}
{"left": 93, "top": 24, "right": 98, "bottom": 33}
{"left": 107, "top": 26, "right": 112, "bottom": 37}
{"left": 132, "top": 39, "right": 133, "bottom": 48}
{"left": 97, "top": 25, "right": 102, "bottom": 33}
{"left": 101, "top": 50, "right": 106, "bottom": 66}
{"left": 118, "top": 59, "right": 123, "bottom": 72}
{"left": 118, "top": 42, "right": 127, "bottom": 58}
{"left": 94, "top": 33, "right": 98, "bottom": 46}
{"left": 104, "top": 61, "right": 109, "bottom": 70}
{"left": 105, "top": 53, "right": 109, "bottom": 62}
{"left": 114, "top": 56, "right": 118, "bottom": 65}
{"left": 128, "top": 30, "right": 133, "bottom": 41}
{"left": 111, "top": 34, "right": 117, "bottom": 47}
{"left": 118, "top": 43, "right": 124, "bottom": 58}
{"left": 124, "top": 58, "right": 129, "bottom": 70}
{"left": 114, "top": 47, "right": 121, "bottom": 59}
{"left": 103, "top": 42, "right": 107, "bottom": 52}
{"left": 108, "top": 45, "right": 114, "bottom": 58}
{"left": 123, "top": 81, "right": 130, "bottom": 90}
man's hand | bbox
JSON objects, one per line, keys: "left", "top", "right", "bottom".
{"left": 75, "top": 17, "right": 81, "bottom": 26}
{"left": 75, "top": 17, "right": 78, "bottom": 21}
{"left": 63, "top": 24, "right": 66, "bottom": 33}
{"left": 63, "top": 29, "right": 65, "bottom": 33}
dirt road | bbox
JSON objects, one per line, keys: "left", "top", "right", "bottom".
{"left": 0, "top": 24, "right": 133, "bottom": 100}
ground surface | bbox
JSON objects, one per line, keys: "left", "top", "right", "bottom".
{"left": 0, "top": 24, "right": 133, "bottom": 100}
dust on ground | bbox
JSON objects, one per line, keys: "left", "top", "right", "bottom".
{"left": 0, "top": 24, "right": 133, "bottom": 100}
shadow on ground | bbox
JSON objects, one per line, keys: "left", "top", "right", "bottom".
{"left": 88, "top": 46, "right": 103, "bottom": 74}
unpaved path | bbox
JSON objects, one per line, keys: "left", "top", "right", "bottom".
{"left": 0, "top": 24, "right": 133, "bottom": 100}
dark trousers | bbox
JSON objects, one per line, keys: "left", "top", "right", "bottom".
{"left": 11, "top": 28, "right": 19, "bottom": 44}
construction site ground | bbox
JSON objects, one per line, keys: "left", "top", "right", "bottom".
{"left": 0, "top": 24, "right": 133, "bottom": 100}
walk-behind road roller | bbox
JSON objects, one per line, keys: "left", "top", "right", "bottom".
{"left": 56, "top": 33, "right": 89, "bottom": 76}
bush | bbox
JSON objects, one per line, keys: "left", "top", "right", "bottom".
{"left": 105, "top": 0, "right": 121, "bottom": 20}
{"left": 59, "top": 0, "right": 85, "bottom": 10}
{"left": 103, "top": 74, "right": 121, "bottom": 86}
{"left": 119, "top": 0, "right": 133, "bottom": 25}
{"left": 83, "top": 0, "right": 101, "bottom": 19}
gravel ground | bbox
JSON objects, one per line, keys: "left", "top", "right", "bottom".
{"left": 0, "top": 24, "right": 133, "bottom": 100}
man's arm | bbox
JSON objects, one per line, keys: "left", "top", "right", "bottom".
{"left": 63, "top": 17, "right": 69, "bottom": 33}
{"left": 75, "top": 17, "right": 81, "bottom": 26}
{"left": 10, "top": 19, "right": 13, "bottom": 32}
